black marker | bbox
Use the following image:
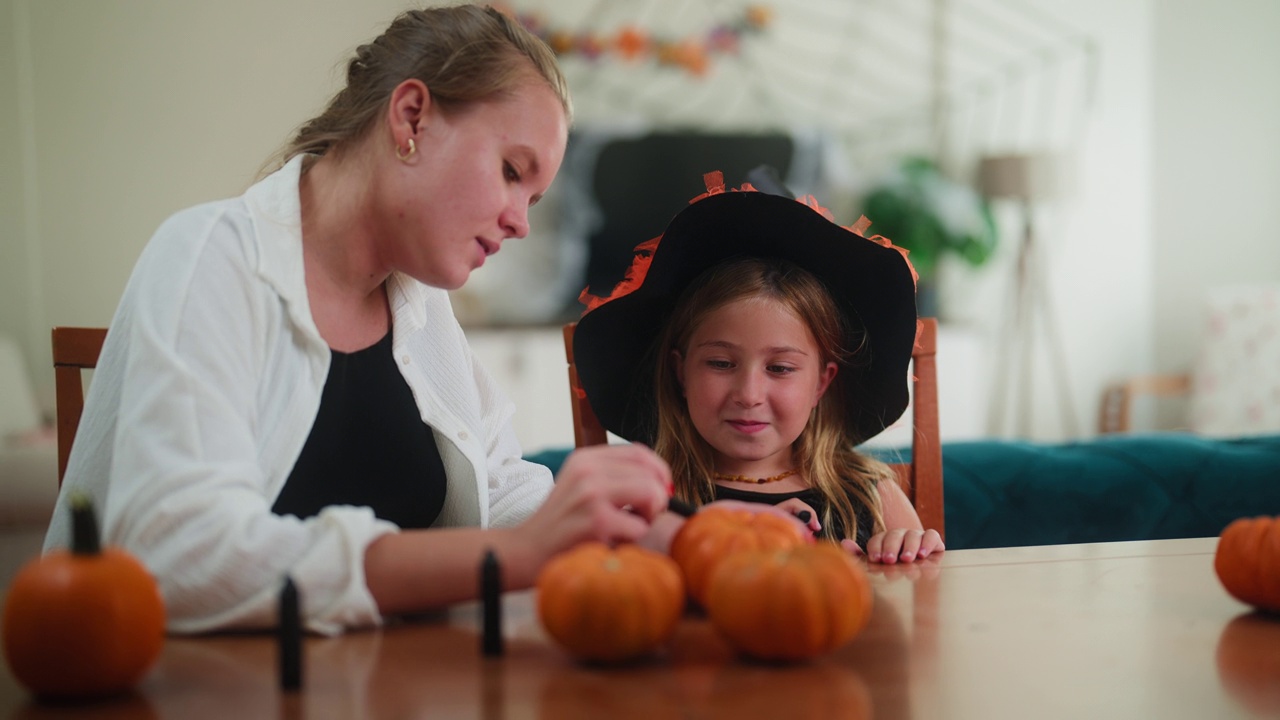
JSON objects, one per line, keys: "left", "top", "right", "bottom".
{"left": 667, "top": 497, "right": 697, "bottom": 518}
{"left": 279, "top": 576, "right": 302, "bottom": 691}
{"left": 481, "top": 549, "right": 503, "bottom": 656}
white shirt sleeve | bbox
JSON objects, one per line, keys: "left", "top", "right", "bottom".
{"left": 95, "top": 206, "right": 396, "bottom": 635}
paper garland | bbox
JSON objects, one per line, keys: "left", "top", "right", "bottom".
{"left": 496, "top": 4, "right": 773, "bottom": 77}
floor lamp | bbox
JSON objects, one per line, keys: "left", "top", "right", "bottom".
{"left": 979, "top": 154, "right": 1079, "bottom": 438}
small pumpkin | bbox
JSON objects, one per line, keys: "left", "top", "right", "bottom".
{"left": 2, "top": 494, "right": 166, "bottom": 698}
{"left": 1214, "top": 515, "right": 1280, "bottom": 613}
{"left": 669, "top": 506, "right": 811, "bottom": 606}
{"left": 705, "top": 543, "right": 873, "bottom": 662}
{"left": 536, "top": 542, "right": 685, "bottom": 663}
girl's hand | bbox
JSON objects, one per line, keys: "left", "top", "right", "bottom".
{"left": 773, "top": 498, "right": 821, "bottom": 535}
{"left": 518, "top": 444, "right": 672, "bottom": 565}
{"left": 864, "top": 528, "right": 945, "bottom": 564}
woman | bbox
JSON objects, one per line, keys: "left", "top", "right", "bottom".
{"left": 45, "top": 5, "right": 670, "bottom": 635}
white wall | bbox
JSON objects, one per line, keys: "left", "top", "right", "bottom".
{"left": 2, "top": 0, "right": 1277, "bottom": 443}
{"left": 937, "top": 0, "right": 1156, "bottom": 440}
{"left": 1152, "top": 0, "right": 1280, "bottom": 372}
{"left": 2, "top": 0, "right": 415, "bottom": 412}
{"left": 1, "top": 1, "right": 34, "bottom": 367}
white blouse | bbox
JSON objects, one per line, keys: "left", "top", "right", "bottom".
{"left": 45, "top": 156, "right": 554, "bottom": 635}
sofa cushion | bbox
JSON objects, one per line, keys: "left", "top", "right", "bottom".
{"left": 942, "top": 433, "right": 1280, "bottom": 549}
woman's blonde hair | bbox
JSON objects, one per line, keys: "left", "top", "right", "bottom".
{"left": 263, "top": 4, "right": 570, "bottom": 173}
{"left": 652, "top": 258, "right": 892, "bottom": 541}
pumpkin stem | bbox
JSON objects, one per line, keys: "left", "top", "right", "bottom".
{"left": 69, "top": 492, "right": 101, "bottom": 555}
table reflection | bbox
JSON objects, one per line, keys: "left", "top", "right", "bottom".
{"left": 1215, "top": 611, "right": 1280, "bottom": 717}
{"left": 10, "top": 541, "right": 1262, "bottom": 719}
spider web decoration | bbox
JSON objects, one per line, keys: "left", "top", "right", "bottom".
{"left": 505, "top": 0, "right": 1096, "bottom": 176}
{"left": 454, "top": 0, "right": 1099, "bottom": 331}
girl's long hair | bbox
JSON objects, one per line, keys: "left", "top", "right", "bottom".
{"left": 652, "top": 258, "right": 892, "bottom": 540}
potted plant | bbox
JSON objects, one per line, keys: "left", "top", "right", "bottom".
{"left": 859, "top": 156, "right": 997, "bottom": 317}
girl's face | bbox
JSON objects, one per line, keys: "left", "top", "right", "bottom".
{"left": 675, "top": 297, "right": 837, "bottom": 477}
{"left": 375, "top": 80, "right": 568, "bottom": 290}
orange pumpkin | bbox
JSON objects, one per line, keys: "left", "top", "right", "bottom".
{"left": 1214, "top": 515, "right": 1280, "bottom": 613}
{"left": 2, "top": 494, "right": 166, "bottom": 699}
{"left": 537, "top": 542, "right": 685, "bottom": 663}
{"left": 705, "top": 543, "right": 873, "bottom": 661}
{"left": 669, "top": 506, "right": 810, "bottom": 606}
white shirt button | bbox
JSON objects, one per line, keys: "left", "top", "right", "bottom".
{"left": 458, "top": 430, "right": 469, "bottom": 441}
{"left": 401, "top": 355, "right": 411, "bottom": 365}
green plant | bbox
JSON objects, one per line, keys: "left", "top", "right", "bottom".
{"left": 860, "top": 157, "right": 997, "bottom": 280}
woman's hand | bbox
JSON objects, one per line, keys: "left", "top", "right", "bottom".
{"left": 863, "top": 528, "right": 945, "bottom": 564}
{"left": 365, "top": 445, "right": 671, "bottom": 612}
{"left": 516, "top": 444, "right": 672, "bottom": 567}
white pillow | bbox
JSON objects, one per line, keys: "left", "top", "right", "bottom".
{"left": 1189, "top": 285, "right": 1280, "bottom": 437}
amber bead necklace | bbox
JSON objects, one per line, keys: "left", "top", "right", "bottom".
{"left": 712, "top": 469, "right": 799, "bottom": 484}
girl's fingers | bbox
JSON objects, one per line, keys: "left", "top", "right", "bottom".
{"left": 865, "top": 532, "right": 884, "bottom": 562}
{"left": 918, "top": 530, "right": 945, "bottom": 558}
{"left": 898, "top": 529, "right": 924, "bottom": 562}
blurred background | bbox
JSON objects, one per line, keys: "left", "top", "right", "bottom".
{"left": 2, "top": 0, "right": 1278, "bottom": 474}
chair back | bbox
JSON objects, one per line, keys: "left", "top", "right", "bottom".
{"left": 51, "top": 326, "right": 108, "bottom": 486}
{"left": 562, "top": 318, "right": 944, "bottom": 541}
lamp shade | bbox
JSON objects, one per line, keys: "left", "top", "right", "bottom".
{"left": 977, "top": 153, "right": 1058, "bottom": 201}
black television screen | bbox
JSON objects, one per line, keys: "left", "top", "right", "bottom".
{"left": 579, "top": 130, "right": 797, "bottom": 298}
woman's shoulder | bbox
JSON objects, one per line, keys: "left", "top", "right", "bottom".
{"left": 127, "top": 197, "right": 264, "bottom": 301}
{"left": 117, "top": 188, "right": 302, "bottom": 341}
{"left": 142, "top": 160, "right": 305, "bottom": 276}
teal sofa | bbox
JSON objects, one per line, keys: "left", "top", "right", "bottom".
{"left": 525, "top": 433, "right": 1280, "bottom": 550}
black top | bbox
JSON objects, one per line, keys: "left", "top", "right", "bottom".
{"left": 712, "top": 484, "right": 875, "bottom": 549}
{"left": 273, "top": 332, "right": 447, "bottom": 529}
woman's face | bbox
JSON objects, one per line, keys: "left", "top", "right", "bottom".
{"left": 376, "top": 80, "right": 568, "bottom": 290}
{"left": 675, "top": 297, "right": 837, "bottom": 477}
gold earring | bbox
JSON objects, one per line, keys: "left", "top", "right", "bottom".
{"left": 396, "top": 137, "right": 416, "bottom": 162}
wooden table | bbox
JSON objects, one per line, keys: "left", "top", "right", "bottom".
{"left": 2, "top": 537, "right": 1277, "bottom": 719}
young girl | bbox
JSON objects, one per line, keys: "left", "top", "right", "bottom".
{"left": 573, "top": 173, "right": 943, "bottom": 563}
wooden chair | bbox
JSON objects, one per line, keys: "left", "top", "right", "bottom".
{"left": 563, "top": 317, "right": 945, "bottom": 541}
{"left": 1098, "top": 374, "right": 1191, "bottom": 434}
{"left": 52, "top": 326, "right": 108, "bottom": 486}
